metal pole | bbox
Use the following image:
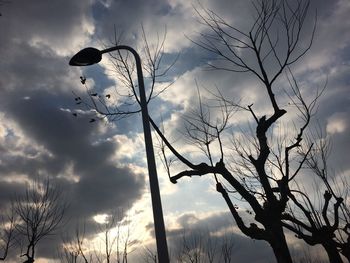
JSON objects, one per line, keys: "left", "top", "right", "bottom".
{"left": 102, "top": 46, "right": 169, "bottom": 262}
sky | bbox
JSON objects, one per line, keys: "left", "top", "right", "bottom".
{"left": 0, "top": 0, "right": 349, "bottom": 262}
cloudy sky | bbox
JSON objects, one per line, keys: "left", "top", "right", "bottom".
{"left": 0, "top": 0, "right": 349, "bottom": 262}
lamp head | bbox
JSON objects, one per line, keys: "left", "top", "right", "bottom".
{"left": 69, "top": 47, "right": 102, "bottom": 66}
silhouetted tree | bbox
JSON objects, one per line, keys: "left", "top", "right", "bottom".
{"left": 14, "top": 178, "right": 67, "bottom": 263}
{"left": 150, "top": 0, "right": 317, "bottom": 262}
{"left": 281, "top": 131, "right": 349, "bottom": 262}
{"left": 306, "top": 135, "right": 350, "bottom": 262}
{"left": 61, "top": 223, "right": 92, "bottom": 263}
{"left": 175, "top": 229, "right": 235, "bottom": 263}
{"left": 94, "top": 212, "right": 136, "bottom": 263}
{"left": 0, "top": 205, "right": 15, "bottom": 260}
{"left": 61, "top": 211, "right": 136, "bottom": 263}
{"left": 142, "top": 228, "right": 236, "bottom": 263}
{"left": 142, "top": 247, "right": 158, "bottom": 263}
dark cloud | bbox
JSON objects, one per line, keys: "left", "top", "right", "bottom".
{"left": 0, "top": 6, "right": 145, "bottom": 256}
{"left": 0, "top": 0, "right": 94, "bottom": 55}
{"left": 93, "top": 0, "right": 172, "bottom": 44}
{"left": 1, "top": 87, "right": 145, "bottom": 210}
{"left": 0, "top": 88, "right": 145, "bottom": 259}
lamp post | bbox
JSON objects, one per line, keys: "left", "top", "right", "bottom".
{"left": 69, "top": 46, "right": 169, "bottom": 263}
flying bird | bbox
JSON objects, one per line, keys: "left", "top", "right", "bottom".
{"left": 89, "top": 118, "right": 96, "bottom": 123}
{"left": 80, "top": 76, "right": 86, "bottom": 84}
{"left": 72, "top": 113, "right": 78, "bottom": 117}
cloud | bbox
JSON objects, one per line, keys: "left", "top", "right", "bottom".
{"left": 0, "top": 2, "right": 146, "bottom": 255}
{"left": 0, "top": 0, "right": 95, "bottom": 56}
{"left": 1, "top": 87, "right": 145, "bottom": 207}
{"left": 326, "top": 112, "right": 348, "bottom": 134}
{"left": 0, "top": 89, "right": 146, "bottom": 260}
{"left": 93, "top": 0, "right": 197, "bottom": 52}
{"left": 162, "top": 211, "right": 275, "bottom": 263}
{"left": 0, "top": 0, "right": 349, "bottom": 261}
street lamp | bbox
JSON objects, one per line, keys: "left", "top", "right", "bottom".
{"left": 69, "top": 46, "right": 169, "bottom": 262}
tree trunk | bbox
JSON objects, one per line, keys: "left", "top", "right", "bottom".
{"left": 322, "top": 243, "right": 343, "bottom": 263}
{"left": 270, "top": 241, "right": 293, "bottom": 263}
{"left": 269, "top": 225, "right": 293, "bottom": 263}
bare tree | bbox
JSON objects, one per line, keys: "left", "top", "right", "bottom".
{"left": 149, "top": 0, "right": 319, "bottom": 262}
{"left": 282, "top": 184, "right": 344, "bottom": 262}
{"left": 65, "top": 223, "right": 93, "bottom": 263}
{"left": 142, "top": 247, "right": 158, "bottom": 263}
{"left": 279, "top": 129, "right": 350, "bottom": 262}
{"left": 219, "top": 234, "right": 235, "bottom": 263}
{"left": 305, "top": 134, "right": 350, "bottom": 262}
{"left": 177, "top": 229, "right": 236, "bottom": 263}
{"left": 176, "top": 229, "right": 205, "bottom": 263}
{"left": 94, "top": 212, "right": 136, "bottom": 263}
{"left": 142, "top": 228, "right": 235, "bottom": 263}
{"left": 14, "top": 178, "right": 67, "bottom": 263}
{"left": 58, "top": 239, "right": 80, "bottom": 263}
{"left": 0, "top": 205, "right": 15, "bottom": 260}
{"left": 59, "top": 223, "right": 90, "bottom": 263}
{"left": 62, "top": 211, "right": 136, "bottom": 263}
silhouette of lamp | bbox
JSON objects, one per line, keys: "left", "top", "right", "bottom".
{"left": 69, "top": 46, "right": 169, "bottom": 263}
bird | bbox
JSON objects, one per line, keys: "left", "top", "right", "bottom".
{"left": 89, "top": 118, "right": 96, "bottom": 123}
{"left": 72, "top": 113, "right": 78, "bottom": 117}
{"left": 106, "top": 94, "right": 111, "bottom": 99}
{"left": 80, "top": 76, "right": 86, "bottom": 84}
{"left": 90, "top": 93, "right": 98, "bottom": 97}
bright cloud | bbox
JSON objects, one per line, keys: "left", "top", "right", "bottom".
{"left": 327, "top": 112, "right": 348, "bottom": 134}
